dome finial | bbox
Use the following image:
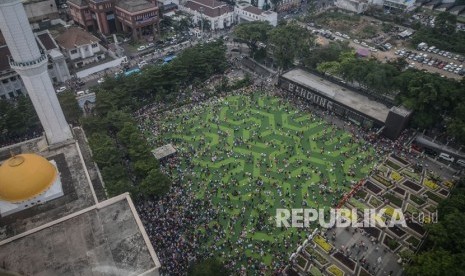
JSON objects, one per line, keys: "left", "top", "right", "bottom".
{"left": 8, "top": 153, "right": 24, "bottom": 167}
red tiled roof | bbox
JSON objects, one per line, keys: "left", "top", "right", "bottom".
{"left": 55, "top": 27, "right": 99, "bottom": 49}
{"left": 243, "top": 5, "right": 263, "bottom": 15}
{"left": 184, "top": 0, "right": 233, "bottom": 17}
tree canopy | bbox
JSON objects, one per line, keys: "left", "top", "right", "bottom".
{"left": 82, "top": 41, "right": 229, "bottom": 198}
{"left": 411, "top": 12, "right": 465, "bottom": 54}
{"left": 405, "top": 179, "right": 465, "bottom": 275}
{"left": 0, "top": 96, "right": 42, "bottom": 145}
{"left": 268, "top": 22, "right": 314, "bottom": 69}
{"left": 188, "top": 258, "right": 228, "bottom": 276}
{"left": 234, "top": 21, "right": 273, "bottom": 52}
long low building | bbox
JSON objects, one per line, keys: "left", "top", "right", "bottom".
{"left": 279, "top": 69, "right": 411, "bottom": 139}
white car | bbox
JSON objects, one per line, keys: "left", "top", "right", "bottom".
{"left": 137, "top": 45, "right": 146, "bottom": 51}
{"left": 97, "top": 78, "right": 105, "bottom": 84}
{"left": 138, "top": 61, "right": 148, "bottom": 68}
{"left": 353, "top": 39, "right": 360, "bottom": 44}
{"left": 55, "top": 86, "right": 66, "bottom": 93}
{"left": 361, "top": 42, "right": 368, "bottom": 47}
{"left": 439, "top": 153, "right": 454, "bottom": 162}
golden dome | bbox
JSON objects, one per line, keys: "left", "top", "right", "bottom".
{"left": 0, "top": 154, "right": 57, "bottom": 203}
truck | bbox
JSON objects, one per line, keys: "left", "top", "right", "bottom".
{"left": 417, "top": 42, "right": 428, "bottom": 51}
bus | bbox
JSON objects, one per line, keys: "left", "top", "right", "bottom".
{"left": 124, "top": 68, "right": 140, "bottom": 77}
{"left": 115, "top": 68, "right": 140, "bottom": 78}
{"left": 163, "top": 55, "right": 176, "bottom": 65}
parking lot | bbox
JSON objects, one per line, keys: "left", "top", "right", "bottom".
{"left": 394, "top": 44, "right": 464, "bottom": 77}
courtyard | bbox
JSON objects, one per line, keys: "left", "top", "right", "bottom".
{"left": 141, "top": 92, "right": 378, "bottom": 273}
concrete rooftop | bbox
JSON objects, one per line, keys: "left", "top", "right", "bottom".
{"left": 0, "top": 133, "right": 160, "bottom": 275}
{"left": 0, "top": 195, "right": 159, "bottom": 276}
{"left": 281, "top": 69, "right": 390, "bottom": 123}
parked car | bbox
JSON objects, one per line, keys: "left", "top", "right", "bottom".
{"left": 439, "top": 153, "right": 454, "bottom": 162}
{"left": 55, "top": 86, "right": 66, "bottom": 93}
{"left": 138, "top": 60, "right": 148, "bottom": 68}
{"left": 97, "top": 78, "right": 105, "bottom": 84}
{"left": 137, "top": 45, "right": 146, "bottom": 51}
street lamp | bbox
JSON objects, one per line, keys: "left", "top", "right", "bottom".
{"left": 199, "top": 7, "right": 204, "bottom": 36}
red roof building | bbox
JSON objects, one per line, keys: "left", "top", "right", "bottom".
{"left": 67, "top": 0, "right": 159, "bottom": 40}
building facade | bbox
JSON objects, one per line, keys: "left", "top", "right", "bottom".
{"left": 335, "top": 0, "right": 369, "bottom": 13}
{"left": 235, "top": 3, "right": 277, "bottom": 27}
{"left": 35, "top": 30, "right": 72, "bottom": 83}
{"left": 0, "top": 0, "right": 72, "bottom": 144}
{"left": 55, "top": 27, "right": 105, "bottom": 68}
{"left": 179, "top": 0, "right": 234, "bottom": 31}
{"left": 0, "top": 31, "right": 71, "bottom": 100}
{"left": 67, "top": 0, "right": 160, "bottom": 40}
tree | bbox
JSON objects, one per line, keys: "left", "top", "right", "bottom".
{"left": 188, "top": 258, "right": 228, "bottom": 276}
{"left": 0, "top": 96, "right": 41, "bottom": 142}
{"left": 302, "top": 41, "right": 349, "bottom": 69}
{"left": 57, "top": 91, "right": 82, "bottom": 124}
{"left": 269, "top": 0, "right": 281, "bottom": 11}
{"left": 405, "top": 179, "right": 465, "bottom": 275}
{"left": 101, "top": 164, "right": 133, "bottom": 196}
{"left": 316, "top": 61, "right": 341, "bottom": 75}
{"left": 88, "top": 133, "right": 122, "bottom": 167}
{"left": 234, "top": 21, "right": 273, "bottom": 53}
{"left": 268, "top": 22, "right": 314, "bottom": 69}
{"left": 139, "top": 169, "right": 171, "bottom": 197}
{"left": 434, "top": 12, "right": 457, "bottom": 36}
{"left": 406, "top": 249, "right": 459, "bottom": 276}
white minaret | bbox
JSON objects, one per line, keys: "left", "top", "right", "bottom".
{"left": 0, "top": 0, "right": 72, "bottom": 145}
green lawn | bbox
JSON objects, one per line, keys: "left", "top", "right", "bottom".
{"left": 145, "top": 93, "right": 377, "bottom": 272}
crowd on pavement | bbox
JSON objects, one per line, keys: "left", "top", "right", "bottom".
{"left": 133, "top": 67, "right": 421, "bottom": 275}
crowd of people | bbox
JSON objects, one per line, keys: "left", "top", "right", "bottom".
{"left": 132, "top": 72, "right": 417, "bottom": 275}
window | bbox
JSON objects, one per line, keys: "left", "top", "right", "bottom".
{"left": 92, "top": 43, "right": 98, "bottom": 48}
{"left": 0, "top": 95, "right": 6, "bottom": 100}
{"left": 70, "top": 49, "right": 78, "bottom": 54}
{"left": 16, "top": 90, "right": 22, "bottom": 96}
{"left": 1, "top": 79, "right": 8, "bottom": 84}
{"left": 48, "top": 64, "right": 53, "bottom": 69}
{"left": 10, "top": 76, "right": 16, "bottom": 81}
{"left": 8, "top": 92, "right": 15, "bottom": 98}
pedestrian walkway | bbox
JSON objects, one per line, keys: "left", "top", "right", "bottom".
{"left": 76, "top": 57, "right": 126, "bottom": 79}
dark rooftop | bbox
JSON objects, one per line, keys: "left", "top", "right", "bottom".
{"left": 435, "top": 3, "right": 454, "bottom": 10}
{"left": 0, "top": 45, "right": 11, "bottom": 72}
{"left": 37, "top": 32, "right": 58, "bottom": 51}
{"left": 450, "top": 5, "right": 465, "bottom": 14}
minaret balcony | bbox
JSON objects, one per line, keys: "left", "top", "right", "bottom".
{"left": 8, "top": 53, "right": 49, "bottom": 76}
{"left": 9, "top": 53, "right": 48, "bottom": 69}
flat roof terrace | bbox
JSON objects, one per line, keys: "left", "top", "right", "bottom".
{"left": 281, "top": 69, "right": 390, "bottom": 123}
{"left": 0, "top": 194, "right": 160, "bottom": 276}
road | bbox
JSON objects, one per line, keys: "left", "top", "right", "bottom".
{"left": 77, "top": 31, "right": 237, "bottom": 90}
